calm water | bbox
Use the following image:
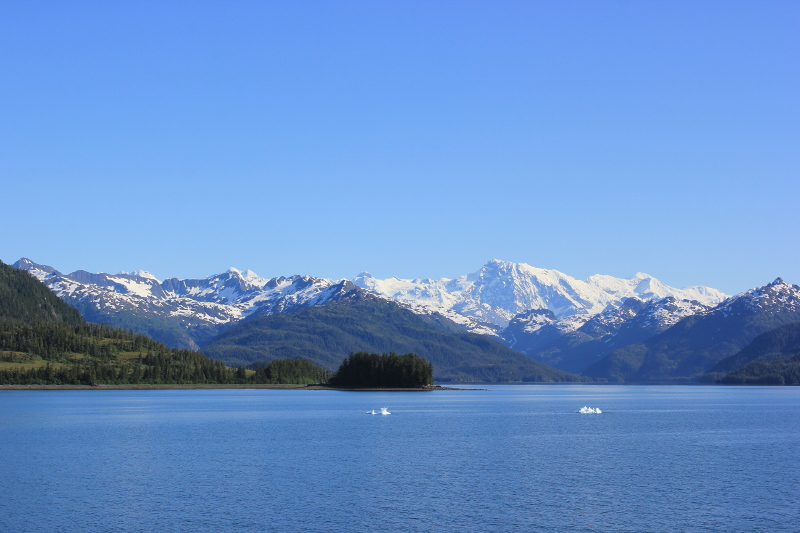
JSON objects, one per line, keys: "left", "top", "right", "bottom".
{"left": 1, "top": 385, "right": 798, "bottom": 532}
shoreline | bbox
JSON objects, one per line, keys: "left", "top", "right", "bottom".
{"left": 0, "top": 384, "right": 482, "bottom": 391}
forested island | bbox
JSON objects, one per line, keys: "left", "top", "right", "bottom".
{"left": 328, "top": 351, "right": 434, "bottom": 388}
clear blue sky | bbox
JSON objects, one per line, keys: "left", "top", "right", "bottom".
{"left": 1, "top": 1, "right": 797, "bottom": 295}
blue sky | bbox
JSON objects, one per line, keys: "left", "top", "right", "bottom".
{"left": 1, "top": 1, "right": 797, "bottom": 295}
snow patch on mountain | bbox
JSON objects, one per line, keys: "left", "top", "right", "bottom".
{"left": 636, "top": 297, "right": 711, "bottom": 330}
{"left": 515, "top": 309, "right": 558, "bottom": 333}
{"left": 552, "top": 314, "right": 593, "bottom": 335}
{"left": 107, "top": 275, "right": 161, "bottom": 298}
{"left": 120, "top": 270, "right": 161, "bottom": 282}
{"left": 397, "top": 302, "right": 501, "bottom": 337}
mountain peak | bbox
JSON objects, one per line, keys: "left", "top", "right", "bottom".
{"left": 12, "top": 257, "right": 60, "bottom": 281}
{"left": 751, "top": 277, "right": 795, "bottom": 295}
{"left": 480, "top": 259, "right": 555, "bottom": 279}
{"left": 118, "top": 270, "right": 160, "bottom": 282}
{"left": 717, "top": 277, "right": 800, "bottom": 316}
{"left": 14, "top": 257, "right": 56, "bottom": 272}
{"left": 223, "top": 267, "right": 266, "bottom": 286}
{"left": 482, "top": 258, "right": 534, "bottom": 272}
{"left": 480, "top": 259, "right": 511, "bottom": 272}
{"left": 132, "top": 270, "right": 160, "bottom": 282}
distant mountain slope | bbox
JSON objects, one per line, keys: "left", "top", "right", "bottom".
{"left": 202, "top": 290, "right": 587, "bottom": 383}
{"left": 355, "top": 259, "right": 727, "bottom": 330}
{"left": 500, "top": 298, "right": 646, "bottom": 371}
{"left": 584, "top": 279, "right": 800, "bottom": 382}
{"left": 505, "top": 297, "right": 711, "bottom": 374}
{"left": 708, "top": 321, "right": 800, "bottom": 377}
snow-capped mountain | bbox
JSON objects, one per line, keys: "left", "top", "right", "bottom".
{"left": 14, "top": 257, "right": 729, "bottom": 347}
{"left": 500, "top": 298, "right": 643, "bottom": 356}
{"left": 585, "top": 278, "right": 800, "bottom": 382}
{"left": 500, "top": 295, "right": 714, "bottom": 374}
{"left": 12, "top": 257, "right": 798, "bottom": 382}
{"left": 354, "top": 259, "right": 728, "bottom": 330}
{"left": 13, "top": 258, "right": 352, "bottom": 349}
{"left": 709, "top": 277, "right": 800, "bottom": 318}
{"left": 496, "top": 278, "right": 800, "bottom": 379}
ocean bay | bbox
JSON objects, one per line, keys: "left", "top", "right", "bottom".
{"left": 1, "top": 385, "right": 798, "bottom": 532}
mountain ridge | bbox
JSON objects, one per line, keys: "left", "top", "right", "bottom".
{"left": 355, "top": 259, "right": 727, "bottom": 329}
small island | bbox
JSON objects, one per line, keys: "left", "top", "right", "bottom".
{"left": 327, "top": 351, "right": 434, "bottom": 389}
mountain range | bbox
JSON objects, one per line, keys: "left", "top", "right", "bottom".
{"left": 15, "top": 257, "right": 347, "bottom": 350}
{"left": 355, "top": 259, "right": 726, "bottom": 329}
{"left": 12, "top": 257, "right": 800, "bottom": 383}
{"left": 14, "top": 257, "right": 727, "bottom": 344}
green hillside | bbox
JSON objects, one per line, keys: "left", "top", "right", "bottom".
{"left": 202, "top": 291, "right": 588, "bottom": 383}
{"left": 65, "top": 297, "right": 213, "bottom": 350}
{"left": 0, "top": 261, "right": 84, "bottom": 326}
{"left": 706, "top": 321, "right": 800, "bottom": 385}
{"left": 708, "top": 321, "right": 800, "bottom": 377}
{"left": 0, "top": 260, "right": 326, "bottom": 386}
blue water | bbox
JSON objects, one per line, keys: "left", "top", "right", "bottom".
{"left": 1, "top": 385, "right": 798, "bottom": 532}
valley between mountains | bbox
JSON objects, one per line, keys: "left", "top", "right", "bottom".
{"left": 12, "top": 258, "right": 800, "bottom": 384}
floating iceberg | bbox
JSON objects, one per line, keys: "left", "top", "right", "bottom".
{"left": 365, "top": 407, "right": 391, "bottom": 415}
{"left": 578, "top": 406, "right": 602, "bottom": 414}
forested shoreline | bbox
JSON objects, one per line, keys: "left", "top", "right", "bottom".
{"left": 0, "top": 319, "right": 330, "bottom": 386}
